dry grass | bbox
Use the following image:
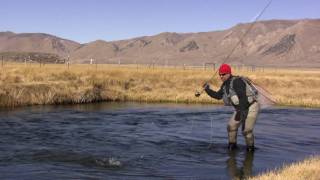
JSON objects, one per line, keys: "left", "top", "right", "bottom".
{"left": 250, "top": 156, "right": 320, "bottom": 180}
{"left": 0, "top": 63, "right": 320, "bottom": 108}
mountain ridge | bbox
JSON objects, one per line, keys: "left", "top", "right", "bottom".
{"left": 1, "top": 18, "right": 320, "bottom": 67}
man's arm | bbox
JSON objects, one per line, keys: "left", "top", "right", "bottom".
{"left": 204, "top": 84, "right": 224, "bottom": 100}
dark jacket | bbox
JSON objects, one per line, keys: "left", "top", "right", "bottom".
{"left": 204, "top": 75, "right": 250, "bottom": 121}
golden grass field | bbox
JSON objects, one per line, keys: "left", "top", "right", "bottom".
{"left": 250, "top": 156, "right": 320, "bottom": 180}
{"left": 0, "top": 63, "right": 319, "bottom": 108}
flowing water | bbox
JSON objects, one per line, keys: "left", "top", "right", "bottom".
{"left": 0, "top": 102, "right": 319, "bottom": 179}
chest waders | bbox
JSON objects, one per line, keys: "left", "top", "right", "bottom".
{"left": 223, "top": 76, "right": 260, "bottom": 151}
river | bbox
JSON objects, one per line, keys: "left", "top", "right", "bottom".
{"left": 0, "top": 103, "right": 319, "bottom": 179}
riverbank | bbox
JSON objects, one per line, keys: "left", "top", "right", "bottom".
{"left": 250, "top": 156, "right": 320, "bottom": 180}
{"left": 0, "top": 63, "right": 320, "bottom": 108}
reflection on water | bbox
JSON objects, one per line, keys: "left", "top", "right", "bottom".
{"left": 227, "top": 150, "right": 254, "bottom": 180}
{"left": 0, "top": 102, "right": 319, "bottom": 179}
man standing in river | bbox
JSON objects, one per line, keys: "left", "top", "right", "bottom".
{"left": 202, "top": 64, "right": 260, "bottom": 152}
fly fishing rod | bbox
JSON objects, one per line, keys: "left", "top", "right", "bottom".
{"left": 195, "top": 0, "right": 273, "bottom": 97}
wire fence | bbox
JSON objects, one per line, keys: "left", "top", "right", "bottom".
{"left": 1, "top": 56, "right": 319, "bottom": 72}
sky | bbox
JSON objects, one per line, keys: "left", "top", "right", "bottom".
{"left": 1, "top": 0, "right": 319, "bottom": 43}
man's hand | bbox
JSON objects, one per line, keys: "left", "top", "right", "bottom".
{"left": 202, "top": 82, "right": 210, "bottom": 90}
{"left": 195, "top": 91, "right": 201, "bottom": 97}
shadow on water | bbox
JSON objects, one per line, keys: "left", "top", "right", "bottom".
{"left": 0, "top": 102, "right": 320, "bottom": 179}
{"left": 227, "top": 150, "right": 255, "bottom": 180}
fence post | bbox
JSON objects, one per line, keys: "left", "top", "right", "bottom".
{"left": 67, "top": 55, "right": 70, "bottom": 69}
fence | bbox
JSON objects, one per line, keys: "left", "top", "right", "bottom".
{"left": 1, "top": 56, "right": 319, "bottom": 72}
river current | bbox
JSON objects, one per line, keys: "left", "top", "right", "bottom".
{"left": 0, "top": 103, "right": 319, "bottom": 179}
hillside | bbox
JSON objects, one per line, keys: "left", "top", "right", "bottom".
{"left": 70, "top": 19, "right": 320, "bottom": 67}
{"left": 0, "top": 31, "right": 81, "bottom": 58}
{"left": 1, "top": 19, "right": 320, "bottom": 67}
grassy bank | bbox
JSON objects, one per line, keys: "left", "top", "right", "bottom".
{"left": 250, "top": 156, "right": 320, "bottom": 180}
{"left": 0, "top": 63, "right": 320, "bottom": 108}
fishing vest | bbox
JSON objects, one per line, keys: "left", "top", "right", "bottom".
{"left": 222, "top": 76, "right": 258, "bottom": 106}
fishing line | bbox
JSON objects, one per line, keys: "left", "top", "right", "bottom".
{"left": 210, "top": 117, "right": 214, "bottom": 144}
{"left": 195, "top": 0, "right": 273, "bottom": 97}
{"left": 195, "top": 0, "right": 273, "bottom": 146}
{"left": 191, "top": 117, "right": 194, "bottom": 133}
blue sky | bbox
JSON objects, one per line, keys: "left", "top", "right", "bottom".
{"left": 1, "top": 0, "right": 319, "bottom": 43}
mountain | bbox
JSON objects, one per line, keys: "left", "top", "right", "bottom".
{"left": 0, "top": 31, "right": 81, "bottom": 57}
{"left": 2, "top": 19, "right": 320, "bottom": 67}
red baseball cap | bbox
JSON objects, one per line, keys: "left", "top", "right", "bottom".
{"left": 218, "top": 64, "right": 232, "bottom": 74}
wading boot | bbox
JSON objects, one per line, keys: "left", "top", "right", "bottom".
{"left": 246, "top": 145, "right": 255, "bottom": 152}
{"left": 228, "top": 143, "right": 238, "bottom": 151}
